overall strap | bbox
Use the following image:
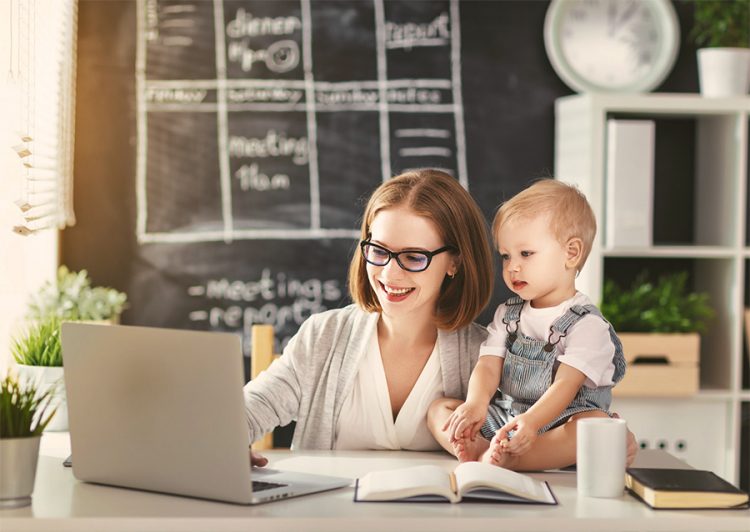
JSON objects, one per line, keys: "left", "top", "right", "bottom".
{"left": 543, "top": 304, "right": 597, "bottom": 353}
{"left": 502, "top": 296, "right": 525, "bottom": 343}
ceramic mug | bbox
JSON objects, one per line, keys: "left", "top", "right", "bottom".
{"left": 576, "top": 417, "right": 628, "bottom": 498}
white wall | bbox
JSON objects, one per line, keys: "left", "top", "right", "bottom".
{"left": 0, "top": 2, "right": 60, "bottom": 373}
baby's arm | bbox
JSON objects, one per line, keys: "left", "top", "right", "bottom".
{"left": 495, "top": 363, "right": 586, "bottom": 455}
{"left": 443, "top": 355, "right": 504, "bottom": 441}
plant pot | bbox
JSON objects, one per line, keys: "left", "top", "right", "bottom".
{"left": 697, "top": 47, "right": 750, "bottom": 97}
{"left": 15, "top": 365, "right": 67, "bottom": 432}
{"left": 0, "top": 436, "right": 41, "bottom": 508}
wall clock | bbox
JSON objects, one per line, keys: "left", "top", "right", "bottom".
{"left": 544, "top": 0, "right": 680, "bottom": 93}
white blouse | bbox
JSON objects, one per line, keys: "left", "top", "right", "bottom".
{"left": 334, "top": 332, "right": 444, "bottom": 451}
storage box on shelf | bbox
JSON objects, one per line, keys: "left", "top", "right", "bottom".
{"left": 554, "top": 93, "right": 749, "bottom": 486}
{"left": 615, "top": 333, "right": 699, "bottom": 397}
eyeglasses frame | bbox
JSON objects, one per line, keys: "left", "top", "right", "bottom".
{"left": 359, "top": 239, "right": 456, "bottom": 273}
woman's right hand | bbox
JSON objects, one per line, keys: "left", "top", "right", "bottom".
{"left": 442, "top": 401, "right": 487, "bottom": 442}
{"left": 250, "top": 449, "right": 269, "bottom": 467}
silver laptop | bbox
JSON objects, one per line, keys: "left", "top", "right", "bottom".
{"left": 61, "top": 322, "right": 350, "bottom": 505}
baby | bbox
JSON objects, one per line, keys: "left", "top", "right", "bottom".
{"left": 428, "top": 179, "right": 629, "bottom": 470}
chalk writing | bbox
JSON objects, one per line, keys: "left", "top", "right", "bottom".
{"left": 188, "top": 269, "right": 343, "bottom": 354}
{"left": 226, "top": 9, "right": 302, "bottom": 38}
{"left": 228, "top": 87, "right": 304, "bottom": 104}
{"left": 136, "top": 0, "right": 468, "bottom": 243}
{"left": 227, "top": 131, "right": 308, "bottom": 165}
{"left": 227, "top": 39, "right": 300, "bottom": 73}
{"left": 385, "top": 13, "right": 450, "bottom": 50}
{"left": 146, "top": 88, "right": 207, "bottom": 104}
{"left": 235, "top": 163, "right": 291, "bottom": 192}
{"left": 316, "top": 88, "right": 379, "bottom": 106}
{"left": 145, "top": 0, "right": 159, "bottom": 41}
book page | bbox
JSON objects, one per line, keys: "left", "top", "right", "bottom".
{"left": 454, "top": 462, "right": 555, "bottom": 503}
{"left": 357, "top": 465, "right": 458, "bottom": 502}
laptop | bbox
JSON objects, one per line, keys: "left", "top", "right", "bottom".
{"left": 61, "top": 322, "right": 350, "bottom": 504}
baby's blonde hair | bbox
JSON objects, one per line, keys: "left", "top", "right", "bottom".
{"left": 492, "top": 179, "right": 596, "bottom": 271}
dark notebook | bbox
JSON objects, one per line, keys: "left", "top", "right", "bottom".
{"left": 626, "top": 468, "right": 749, "bottom": 509}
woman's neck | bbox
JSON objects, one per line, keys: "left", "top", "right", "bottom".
{"left": 377, "top": 311, "right": 438, "bottom": 351}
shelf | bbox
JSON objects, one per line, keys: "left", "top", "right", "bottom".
{"left": 694, "top": 390, "right": 738, "bottom": 401}
{"left": 555, "top": 94, "right": 748, "bottom": 486}
{"left": 603, "top": 246, "right": 737, "bottom": 259}
{"left": 558, "top": 93, "right": 750, "bottom": 115}
{"left": 616, "top": 390, "right": 735, "bottom": 401}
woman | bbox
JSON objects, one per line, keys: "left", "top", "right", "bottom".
{"left": 244, "top": 169, "right": 494, "bottom": 464}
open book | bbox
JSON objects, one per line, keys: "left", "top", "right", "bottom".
{"left": 354, "top": 462, "right": 557, "bottom": 504}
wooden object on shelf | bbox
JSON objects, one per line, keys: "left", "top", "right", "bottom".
{"left": 250, "top": 324, "right": 281, "bottom": 451}
{"left": 615, "top": 333, "right": 699, "bottom": 397}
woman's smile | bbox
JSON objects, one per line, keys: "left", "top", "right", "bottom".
{"left": 379, "top": 281, "right": 416, "bottom": 302}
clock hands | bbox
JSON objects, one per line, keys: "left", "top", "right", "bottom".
{"left": 608, "top": 0, "right": 639, "bottom": 37}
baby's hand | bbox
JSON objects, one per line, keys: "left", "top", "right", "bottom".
{"left": 442, "top": 402, "right": 488, "bottom": 442}
{"left": 495, "top": 414, "right": 538, "bottom": 456}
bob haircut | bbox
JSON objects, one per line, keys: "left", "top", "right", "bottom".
{"left": 348, "top": 169, "right": 493, "bottom": 331}
{"left": 492, "top": 179, "right": 597, "bottom": 271}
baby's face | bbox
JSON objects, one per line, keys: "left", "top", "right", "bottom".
{"left": 496, "top": 214, "right": 574, "bottom": 308}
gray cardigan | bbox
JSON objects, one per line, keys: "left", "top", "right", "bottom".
{"left": 243, "top": 304, "right": 487, "bottom": 449}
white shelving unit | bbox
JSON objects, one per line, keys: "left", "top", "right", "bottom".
{"left": 554, "top": 93, "right": 749, "bottom": 485}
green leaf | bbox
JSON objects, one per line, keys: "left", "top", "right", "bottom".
{"left": 692, "top": 0, "right": 750, "bottom": 48}
{"left": 11, "top": 318, "right": 63, "bottom": 367}
{"left": 601, "top": 271, "right": 714, "bottom": 333}
{"left": 0, "top": 374, "right": 57, "bottom": 438}
{"left": 27, "top": 265, "right": 128, "bottom": 322}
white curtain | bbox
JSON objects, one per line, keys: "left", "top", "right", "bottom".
{"left": 5, "top": 0, "right": 78, "bottom": 234}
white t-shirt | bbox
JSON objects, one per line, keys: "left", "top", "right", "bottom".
{"left": 479, "top": 292, "right": 616, "bottom": 388}
{"left": 334, "top": 333, "right": 443, "bottom": 451}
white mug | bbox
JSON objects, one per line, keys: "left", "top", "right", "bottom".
{"left": 576, "top": 417, "right": 627, "bottom": 498}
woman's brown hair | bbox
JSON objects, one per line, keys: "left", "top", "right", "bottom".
{"left": 348, "top": 169, "right": 493, "bottom": 331}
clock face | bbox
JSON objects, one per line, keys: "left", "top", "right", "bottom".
{"left": 544, "top": 0, "right": 680, "bottom": 93}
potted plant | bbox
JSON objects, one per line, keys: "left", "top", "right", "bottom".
{"left": 0, "top": 373, "right": 57, "bottom": 508}
{"left": 691, "top": 0, "right": 750, "bottom": 97}
{"left": 12, "top": 266, "right": 127, "bottom": 431}
{"left": 12, "top": 318, "right": 66, "bottom": 431}
{"left": 27, "top": 265, "right": 128, "bottom": 323}
{"left": 601, "top": 271, "right": 714, "bottom": 397}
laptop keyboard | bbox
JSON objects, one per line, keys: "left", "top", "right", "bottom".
{"left": 252, "top": 480, "right": 288, "bottom": 492}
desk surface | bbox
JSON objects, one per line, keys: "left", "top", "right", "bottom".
{"left": 1, "top": 434, "right": 748, "bottom": 532}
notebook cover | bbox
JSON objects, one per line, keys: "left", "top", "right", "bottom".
{"left": 626, "top": 468, "right": 744, "bottom": 494}
{"left": 626, "top": 468, "right": 749, "bottom": 510}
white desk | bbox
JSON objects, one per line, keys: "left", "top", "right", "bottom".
{"left": 1, "top": 434, "right": 748, "bottom": 532}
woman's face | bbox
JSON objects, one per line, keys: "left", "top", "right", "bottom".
{"left": 366, "top": 206, "right": 457, "bottom": 322}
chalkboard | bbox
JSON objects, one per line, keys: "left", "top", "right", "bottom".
{"left": 64, "top": 0, "right": 699, "bottom": 373}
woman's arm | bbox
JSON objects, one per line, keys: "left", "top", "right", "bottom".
{"left": 243, "top": 319, "right": 316, "bottom": 443}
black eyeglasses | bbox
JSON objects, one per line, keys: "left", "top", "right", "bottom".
{"left": 360, "top": 240, "right": 455, "bottom": 273}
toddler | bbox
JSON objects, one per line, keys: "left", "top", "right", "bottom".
{"left": 428, "top": 179, "right": 627, "bottom": 471}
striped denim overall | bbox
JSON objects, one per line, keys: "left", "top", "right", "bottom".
{"left": 480, "top": 296, "right": 626, "bottom": 440}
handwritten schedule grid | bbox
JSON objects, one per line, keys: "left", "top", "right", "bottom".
{"left": 136, "top": 0, "right": 468, "bottom": 244}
